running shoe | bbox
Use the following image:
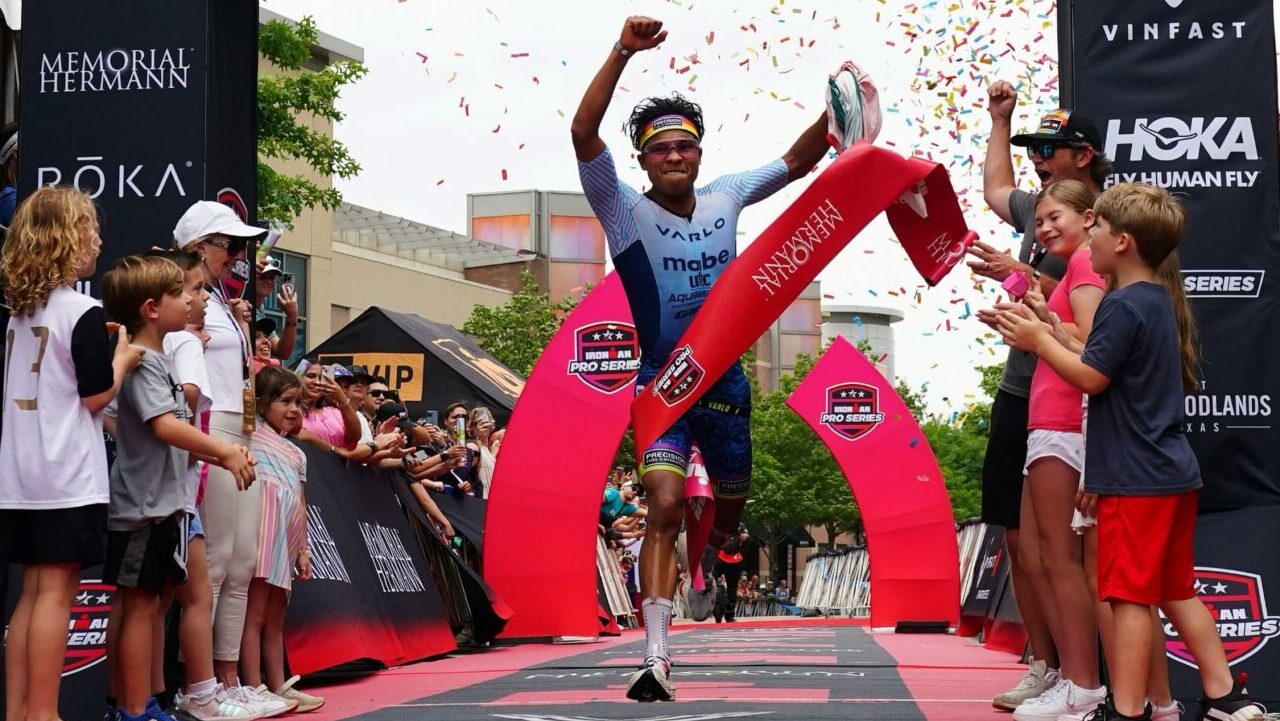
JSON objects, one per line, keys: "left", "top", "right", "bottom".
{"left": 273, "top": 676, "right": 325, "bottom": 713}
{"left": 223, "top": 686, "right": 291, "bottom": 719}
{"left": 1198, "top": 674, "right": 1267, "bottom": 721}
{"left": 252, "top": 686, "right": 299, "bottom": 715}
{"left": 117, "top": 698, "right": 178, "bottom": 721}
{"left": 1014, "top": 680, "right": 1106, "bottom": 721}
{"left": 173, "top": 684, "right": 263, "bottom": 721}
{"left": 995, "top": 658, "right": 1061, "bottom": 710}
{"left": 626, "top": 656, "right": 675, "bottom": 702}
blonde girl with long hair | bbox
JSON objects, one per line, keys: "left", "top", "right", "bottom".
{"left": 0, "top": 186, "right": 141, "bottom": 721}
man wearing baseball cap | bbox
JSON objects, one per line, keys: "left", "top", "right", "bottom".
{"left": 253, "top": 255, "right": 299, "bottom": 363}
{"left": 969, "top": 83, "right": 1113, "bottom": 715}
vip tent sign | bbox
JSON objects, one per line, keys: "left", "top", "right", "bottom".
{"left": 318, "top": 352, "right": 426, "bottom": 402}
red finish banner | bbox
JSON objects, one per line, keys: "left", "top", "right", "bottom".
{"left": 787, "top": 336, "right": 960, "bottom": 629}
{"left": 483, "top": 275, "right": 639, "bottom": 638}
{"left": 632, "top": 142, "right": 976, "bottom": 452}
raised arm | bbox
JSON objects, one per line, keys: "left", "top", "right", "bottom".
{"left": 781, "top": 113, "right": 832, "bottom": 182}
{"left": 570, "top": 16, "right": 667, "bottom": 162}
{"left": 983, "top": 80, "right": 1018, "bottom": 225}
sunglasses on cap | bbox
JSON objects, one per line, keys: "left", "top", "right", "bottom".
{"left": 205, "top": 236, "right": 247, "bottom": 255}
{"left": 1027, "top": 142, "right": 1087, "bottom": 161}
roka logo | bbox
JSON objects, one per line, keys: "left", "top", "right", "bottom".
{"left": 819, "top": 383, "right": 885, "bottom": 441}
{"left": 1164, "top": 567, "right": 1280, "bottom": 668}
{"left": 1106, "top": 117, "right": 1258, "bottom": 162}
{"left": 567, "top": 322, "right": 640, "bottom": 394}
{"left": 64, "top": 580, "right": 114, "bottom": 676}
{"left": 652, "top": 345, "right": 705, "bottom": 407}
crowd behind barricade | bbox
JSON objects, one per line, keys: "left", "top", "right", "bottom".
{"left": 595, "top": 466, "right": 800, "bottom": 627}
{"left": 0, "top": 190, "right": 505, "bottom": 721}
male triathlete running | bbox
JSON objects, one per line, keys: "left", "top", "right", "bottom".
{"left": 572, "top": 15, "right": 832, "bottom": 702}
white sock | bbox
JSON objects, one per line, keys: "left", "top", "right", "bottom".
{"left": 187, "top": 677, "right": 217, "bottom": 700}
{"left": 641, "top": 597, "right": 673, "bottom": 662}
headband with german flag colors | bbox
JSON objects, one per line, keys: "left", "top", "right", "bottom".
{"left": 635, "top": 114, "right": 701, "bottom": 150}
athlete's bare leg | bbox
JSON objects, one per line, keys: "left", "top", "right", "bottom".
{"left": 637, "top": 468, "right": 685, "bottom": 601}
{"left": 628, "top": 467, "right": 685, "bottom": 702}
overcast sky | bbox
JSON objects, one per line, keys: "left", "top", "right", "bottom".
{"left": 265, "top": 0, "right": 1081, "bottom": 416}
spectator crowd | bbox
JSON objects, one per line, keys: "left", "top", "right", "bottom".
{"left": 0, "top": 192, "right": 504, "bottom": 721}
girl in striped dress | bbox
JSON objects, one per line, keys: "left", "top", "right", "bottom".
{"left": 239, "top": 366, "right": 325, "bottom": 712}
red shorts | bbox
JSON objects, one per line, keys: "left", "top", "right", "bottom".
{"left": 1097, "top": 491, "right": 1199, "bottom": 605}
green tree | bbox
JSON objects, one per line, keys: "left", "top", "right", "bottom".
{"left": 747, "top": 352, "right": 859, "bottom": 555}
{"left": 258, "top": 16, "right": 368, "bottom": 225}
{"left": 461, "top": 270, "right": 581, "bottom": 377}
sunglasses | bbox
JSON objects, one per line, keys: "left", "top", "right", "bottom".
{"left": 1027, "top": 142, "right": 1086, "bottom": 161}
{"left": 642, "top": 139, "right": 701, "bottom": 160}
{"left": 205, "top": 236, "right": 247, "bottom": 255}
{"left": 369, "top": 389, "right": 398, "bottom": 399}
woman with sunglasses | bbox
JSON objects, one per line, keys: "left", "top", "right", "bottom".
{"left": 172, "top": 202, "right": 292, "bottom": 715}
{"left": 971, "top": 82, "right": 1113, "bottom": 713}
{"left": 572, "top": 15, "right": 835, "bottom": 703}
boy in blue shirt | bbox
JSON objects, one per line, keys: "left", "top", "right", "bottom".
{"left": 997, "top": 184, "right": 1264, "bottom": 721}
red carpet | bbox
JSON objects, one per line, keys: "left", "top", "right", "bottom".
{"left": 302, "top": 620, "right": 1026, "bottom": 720}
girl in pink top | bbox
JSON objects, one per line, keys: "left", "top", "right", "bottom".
{"left": 1010, "top": 180, "right": 1108, "bottom": 715}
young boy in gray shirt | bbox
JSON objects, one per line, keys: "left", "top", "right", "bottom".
{"left": 101, "top": 255, "right": 255, "bottom": 721}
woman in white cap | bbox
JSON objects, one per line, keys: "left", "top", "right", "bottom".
{"left": 172, "top": 201, "right": 293, "bottom": 716}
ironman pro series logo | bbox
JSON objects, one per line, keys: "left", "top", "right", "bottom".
{"left": 64, "top": 580, "right": 114, "bottom": 676}
{"left": 567, "top": 322, "right": 640, "bottom": 394}
{"left": 1164, "top": 567, "right": 1280, "bottom": 668}
{"left": 820, "top": 383, "right": 885, "bottom": 441}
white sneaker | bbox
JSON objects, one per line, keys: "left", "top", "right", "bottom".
{"left": 995, "top": 659, "right": 1062, "bottom": 710}
{"left": 174, "top": 684, "right": 264, "bottom": 721}
{"left": 273, "top": 676, "right": 324, "bottom": 714}
{"left": 223, "top": 686, "right": 291, "bottom": 719}
{"left": 252, "top": 687, "right": 299, "bottom": 715}
{"left": 626, "top": 656, "right": 675, "bottom": 702}
{"left": 1014, "top": 680, "right": 1106, "bottom": 721}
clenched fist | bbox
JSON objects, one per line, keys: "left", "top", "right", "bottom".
{"left": 620, "top": 16, "right": 668, "bottom": 53}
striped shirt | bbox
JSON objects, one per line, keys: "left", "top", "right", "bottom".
{"left": 253, "top": 420, "right": 308, "bottom": 590}
{"left": 577, "top": 147, "right": 788, "bottom": 366}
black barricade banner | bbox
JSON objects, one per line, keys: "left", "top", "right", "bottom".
{"left": 1066, "top": 0, "right": 1280, "bottom": 510}
{"left": 18, "top": 0, "right": 207, "bottom": 290}
{"left": 1, "top": 566, "right": 113, "bottom": 721}
{"left": 285, "top": 447, "right": 455, "bottom": 675}
{"left": 958, "top": 525, "right": 1008, "bottom": 638}
{"left": 1165, "top": 508, "right": 1280, "bottom": 706}
{"left": 430, "top": 491, "right": 488, "bottom": 555}
{"left": 390, "top": 476, "right": 512, "bottom": 644}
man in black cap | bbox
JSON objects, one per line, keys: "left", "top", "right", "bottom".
{"left": 344, "top": 364, "right": 377, "bottom": 431}
{"left": 969, "top": 80, "right": 1113, "bottom": 712}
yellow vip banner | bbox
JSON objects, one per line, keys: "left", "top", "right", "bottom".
{"left": 317, "top": 352, "right": 426, "bottom": 402}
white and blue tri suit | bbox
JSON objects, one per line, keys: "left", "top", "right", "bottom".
{"left": 578, "top": 147, "right": 787, "bottom": 496}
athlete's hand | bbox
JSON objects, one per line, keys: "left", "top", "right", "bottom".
{"left": 1076, "top": 486, "right": 1098, "bottom": 519}
{"left": 620, "top": 16, "right": 667, "bottom": 53}
{"left": 987, "top": 80, "right": 1017, "bottom": 121}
